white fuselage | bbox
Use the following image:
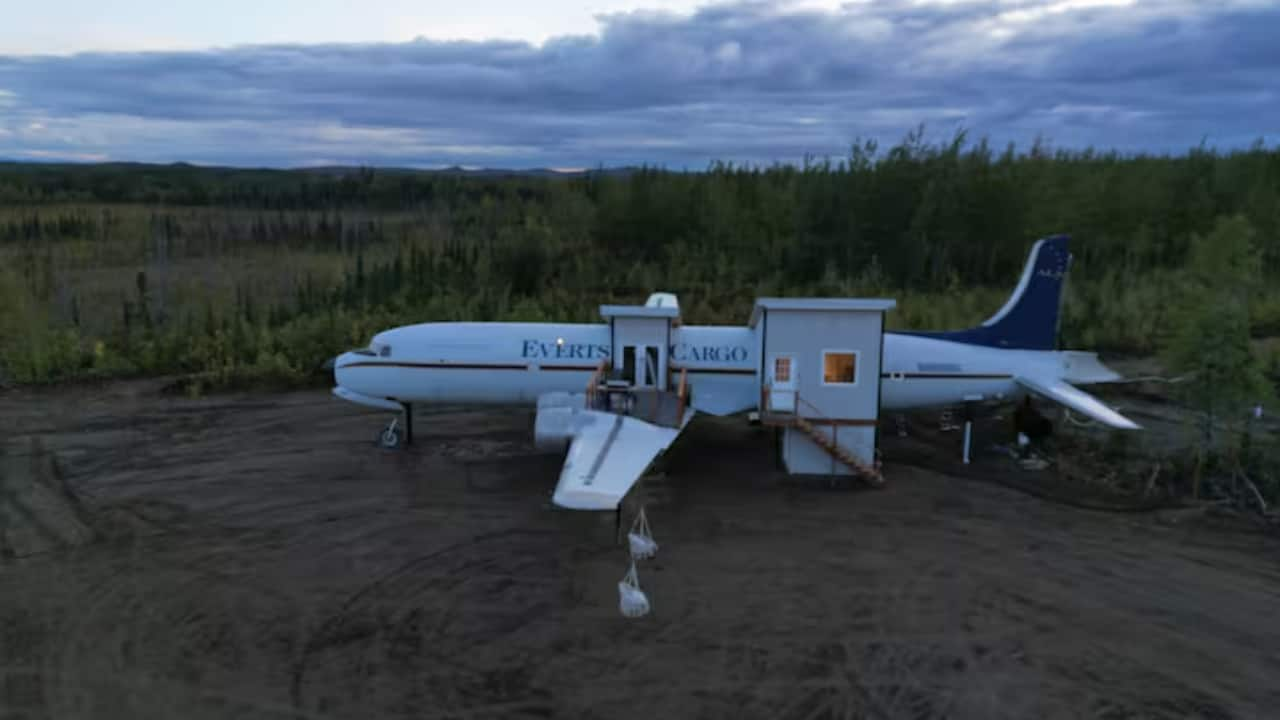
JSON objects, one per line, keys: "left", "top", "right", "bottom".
{"left": 333, "top": 321, "right": 1086, "bottom": 416}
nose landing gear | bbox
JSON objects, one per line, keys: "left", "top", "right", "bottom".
{"left": 375, "top": 402, "right": 414, "bottom": 449}
{"left": 377, "top": 419, "right": 402, "bottom": 449}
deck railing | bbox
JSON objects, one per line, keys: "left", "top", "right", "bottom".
{"left": 759, "top": 384, "right": 829, "bottom": 421}
{"left": 586, "top": 359, "right": 609, "bottom": 407}
{"left": 584, "top": 362, "right": 689, "bottom": 429}
{"left": 675, "top": 368, "right": 688, "bottom": 419}
{"left": 760, "top": 384, "right": 832, "bottom": 420}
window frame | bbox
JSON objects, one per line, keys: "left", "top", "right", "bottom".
{"left": 821, "top": 349, "right": 860, "bottom": 387}
{"left": 772, "top": 355, "right": 792, "bottom": 384}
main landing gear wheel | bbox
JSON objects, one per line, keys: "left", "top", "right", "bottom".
{"left": 377, "top": 419, "right": 402, "bottom": 449}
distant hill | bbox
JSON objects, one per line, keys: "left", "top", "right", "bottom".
{"left": 0, "top": 159, "right": 642, "bottom": 178}
{"left": 296, "top": 164, "right": 641, "bottom": 178}
{"left": 0, "top": 158, "right": 649, "bottom": 205}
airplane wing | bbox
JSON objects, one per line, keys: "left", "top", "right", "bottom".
{"left": 551, "top": 408, "right": 694, "bottom": 510}
{"left": 1015, "top": 375, "right": 1141, "bottom": 430}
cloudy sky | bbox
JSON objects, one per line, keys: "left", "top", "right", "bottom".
{"left": 0, "top": 0, "right": 1276, "bottom": 168}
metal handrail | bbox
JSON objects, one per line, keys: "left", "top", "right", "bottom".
{"left": 794, "top": 392, "right": 830, "bottom": 420}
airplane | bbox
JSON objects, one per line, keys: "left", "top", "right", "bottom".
{"left": 330, "top": 234, "right": 1138, "bottom": 510}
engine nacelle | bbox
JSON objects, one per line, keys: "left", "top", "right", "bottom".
{"left": 534, "top": 392, "right": 588, "bottom": 452}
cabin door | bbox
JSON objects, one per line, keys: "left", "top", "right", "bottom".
{"left": 644, "top": 346, "right": 661, "bottom": 389}
{"left": 766, "top": 353, "right": 797, "bottom": 412}
{"left": 622, "top": 345, "right": 662, "bottom": 389}
{"left": 621, "top": 346, "right": 637, "bottom": 384}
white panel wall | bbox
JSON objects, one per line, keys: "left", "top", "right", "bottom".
{"left": 761, "top": 307, "right": 885, "bottom": 473}
{"left": 761, "top": 309, "right": 883, "bottom": 422}
{"left": 611, "top": 316, "right": 671, "bottom": 388}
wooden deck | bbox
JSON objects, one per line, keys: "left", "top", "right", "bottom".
{"left": 588, "top": 386, "right": 686, "bottom": 429}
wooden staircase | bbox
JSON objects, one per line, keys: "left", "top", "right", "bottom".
{"left": 791, "top": 416, "right": 885, "bottom": 487}
{"left": 760, "top": 385, "right": 886, "bottom": 486}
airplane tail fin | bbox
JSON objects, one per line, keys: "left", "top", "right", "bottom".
{"left": 912, "top": 235, "right": 1072, "bottom": 351}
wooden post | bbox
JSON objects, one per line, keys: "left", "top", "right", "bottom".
{"left": 831, "top": 422, "right": 837, "bottom": 476}
{"left": 676, "top": 369, "right": 688, "bottom": 420}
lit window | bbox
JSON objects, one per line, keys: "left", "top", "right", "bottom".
{"left": 823, "top": 352, "right": 857, "bottom": 385}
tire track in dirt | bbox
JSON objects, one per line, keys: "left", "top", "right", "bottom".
{"left": 289, "top": 526, "right": 566, "bottom": 720}
{"left": 37, "top": 543, "right": 306, "bottom": 720}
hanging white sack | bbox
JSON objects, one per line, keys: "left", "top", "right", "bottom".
{"left": 618, "top": 562, "right": 651, "bottom": 618}
{"left": 628, "top": 506, "right": 658, "bottom": 561}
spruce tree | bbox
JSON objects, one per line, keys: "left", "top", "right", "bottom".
{"left": 1162, "top": 215, "right": 1273, "bottom": 484}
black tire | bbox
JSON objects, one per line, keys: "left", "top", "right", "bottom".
{"left": 377, "top": 426, "right": 402, "bottom": 449}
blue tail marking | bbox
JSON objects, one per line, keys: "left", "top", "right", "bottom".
{"left": 905, "top": 235, "right": 1071, "bottom": 351}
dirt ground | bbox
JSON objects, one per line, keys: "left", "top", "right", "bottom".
{"left": 1, "top": 380, "right": 1278, "bottom": 720}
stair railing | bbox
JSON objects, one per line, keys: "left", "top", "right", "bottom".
{"left": 760, "top": 383, "right": 883, "bottom": 484}
{"left": 760, "top": 383, "right": 798, "bottom": 415}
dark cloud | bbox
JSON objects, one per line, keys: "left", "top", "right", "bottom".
{"left": 0, "top": 0, "right": 1276, "bottom": 167}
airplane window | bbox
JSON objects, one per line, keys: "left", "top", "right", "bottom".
{"left": 379, "top": 345, "right": 392, "bottom": 358}
{"left": 352, "top": 349, "right": 376, "bottom": 357}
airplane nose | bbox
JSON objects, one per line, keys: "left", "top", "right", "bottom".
{"left": 329, "top": 352, "right": 358, "bottom": 386}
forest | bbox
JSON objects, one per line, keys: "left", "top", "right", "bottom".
{"left": 1, "top": 131, "right": 1279, "bottom": 401}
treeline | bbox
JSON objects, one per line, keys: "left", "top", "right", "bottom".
{"left": 1, "top": 132, "right": 1279, "bottom": 394}
{"left": 0, "top": 162, "right": 609, "bottom": 209}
